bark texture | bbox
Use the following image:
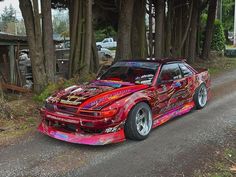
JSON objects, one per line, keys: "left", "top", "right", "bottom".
{"left": 131, "top": 0, "right": 147, "bottom": 59}
{"left": 202, "top": 0, "right": 217, "bottom": 59}
{"left": 115, "top": 0, "right": 134, "bottom": 61}
{"left": 19, "top": 0, "right": 47, "bottom": 92}
{"left": 41, "top": 0, "right": 56, "bottom": 82}
{"left": 69, "top": 0, "right": 99, "bottom": 77}
{"left": 154, "top": 0, "right": 165, "bottom": 59}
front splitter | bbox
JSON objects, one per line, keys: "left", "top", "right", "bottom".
{"left": 38, "top": 122, "right": 126, "bottom": 145}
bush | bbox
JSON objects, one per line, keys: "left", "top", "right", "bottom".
{"left": 95, "top": 26, "right": 117, "bottom": 42}
{"left": 200, "top": 15, "right": 226, "bottom": 52}
{"left": 211, "top": 20, "right": 226, "bottom": 51}
{"left": 34, "top": 73, "right": 96, "bottom": 102}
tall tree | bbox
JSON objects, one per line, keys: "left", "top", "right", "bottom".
{"left": 115, "top": 0, "right": 135, "bottom": 61}
{"left": 69, "top": 0, "right": 99, "bottom": 77}
{"left": 154, "top": 0, "right": 165, "bottom": 59}
{"left": 0, "top": 5, "right": 17, "bottom": 32}
{"left": 41, "top": 0, "right": 56, "bottom": 82}
{"left": 202, "top": 0, "right": 218, "bottom": 59}
{"left": 188, "top": 0, "right": 199, "bottom": 63}
{"left": 131, "top": 0, "right": 147, "bottom": 59}
{"left": 19, "top": 0, "right": 47, "bottom": 92}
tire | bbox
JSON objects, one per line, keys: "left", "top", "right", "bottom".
{"left": 97, "top": 45, "right": 102, "bottom": 50}
{"left": 194, "top": 83, "right": 208, "bottom": 109}
{"left": 124, "top": 102, "right": 153, "bottom": 140}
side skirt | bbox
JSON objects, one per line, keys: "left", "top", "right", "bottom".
{"left": 152, "top": 101, "right": 195, "bottom": 128}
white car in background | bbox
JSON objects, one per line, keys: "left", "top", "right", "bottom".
{"left": 96, "top": 37, "right": 117, "bottom": 49}
{"left": 98, "top": 47, "right": 113, "bottom": 60}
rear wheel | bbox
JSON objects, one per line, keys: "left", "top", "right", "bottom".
{"left": 194, "top": 83, "right": 208, "bottom": 109}
{"left": 124, "top": 102, "right": 152, "bottom": 140}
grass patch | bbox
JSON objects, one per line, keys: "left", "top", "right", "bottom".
{"left": 0, "top": 98, "right": 40, "bottom": 146}
{"left": 192, "top": 57, "right": 236, "bottom": 76}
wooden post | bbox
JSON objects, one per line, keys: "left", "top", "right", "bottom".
{"left": 8, "top": 45, "right": 16, "bottom": 84}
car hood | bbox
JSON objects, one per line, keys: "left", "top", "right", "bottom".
{"left": 47, "top": 80, "right": 149, "bottom": 110}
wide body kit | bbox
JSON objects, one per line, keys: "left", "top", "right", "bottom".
{"left": 38, "top": 60, "right": 210, "bottom": 145}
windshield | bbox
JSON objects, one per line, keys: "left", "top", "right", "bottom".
{"left": 99, "top": 61, "right": 159, "bottom": 85}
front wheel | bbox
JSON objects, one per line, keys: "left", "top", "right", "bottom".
{"left": 194, "top": 83, "right": 208, "bottom": 109}
{"left": 124, "top": 102, "right": 152, "bottom": 140}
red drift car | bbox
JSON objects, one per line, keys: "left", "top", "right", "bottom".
{"left": 38, "top": 59, "right": 210, "bottom": 145}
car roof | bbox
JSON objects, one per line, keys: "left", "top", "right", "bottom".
{"left": 120, "top": 58, "right": 186, "bottom": 64}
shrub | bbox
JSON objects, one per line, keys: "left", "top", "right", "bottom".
{"left": 95, "top": 26, "right": 117, "bottom": 42}
{"left": 34, "top": 73, "right": 96, "bottom": 102}
{"left": 211, "top": 20, "right": 226, "bottom": 51}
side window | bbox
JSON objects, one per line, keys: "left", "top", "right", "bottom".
{"left": 159, "top": 64, "right": 182, "bottom": 82}
{"left": 103, "top": 39, "right": 109, "bottom": 43}
{"left": 179, "top": 63, "right": 193, "bottom": 77}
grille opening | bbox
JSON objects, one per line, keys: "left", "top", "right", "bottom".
{"left": 80, "top": 127, "right": 103, "bottom": 134}
{"left": 45, "top": 119, "right": 79, "bottom": 132}
{"left": 57, "top": 105, "right": 78, "bottom": 113}
{"left": 45, "top": 119, "right": 104, "bottom": 134}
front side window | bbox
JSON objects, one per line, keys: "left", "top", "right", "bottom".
{"left": 159, "top": 63, "right": 182, "bottom": 82}
{"left": 103, "top": 39, "right": 109, "bottom": 43}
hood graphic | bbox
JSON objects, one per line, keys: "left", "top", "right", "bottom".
{"left": 47, "top": 80, "right": 148, "bottom": 110}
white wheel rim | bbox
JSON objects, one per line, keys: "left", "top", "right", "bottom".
{"left": 135, "top": 107, "right": 152, "bottom": 136}
{"left": 198, "top": 86, "right": 207, "bottom": 107}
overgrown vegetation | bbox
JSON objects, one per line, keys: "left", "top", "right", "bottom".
{"left": 34, "top": 74, "right": 96, "bottom": 102}
{"left": 0, "top": 98, "right": 39, "bottom": 146}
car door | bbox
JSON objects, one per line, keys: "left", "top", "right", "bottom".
{"left": 154, "top": 63, "right": 187, "bottom": 116}
{"left": 102, "top": 39, "right": 109, "bottom": 48}
{"left": 178, "top": 63, "right": 195, "bottom": 101}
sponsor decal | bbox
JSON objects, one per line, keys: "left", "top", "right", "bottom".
{"left": 52, "top": 132, "right": 68, "bottom": 140}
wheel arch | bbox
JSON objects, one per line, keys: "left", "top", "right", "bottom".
{"left": 124, "top": 98, "right": 152, "bottom": 122}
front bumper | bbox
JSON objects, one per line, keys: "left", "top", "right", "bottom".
{"left": 38, "top": 109, "right": 126, "bottom": 145}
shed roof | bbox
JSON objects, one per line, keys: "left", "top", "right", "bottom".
{"left": 0, "top": 32, "right": 27, "bottom": 42}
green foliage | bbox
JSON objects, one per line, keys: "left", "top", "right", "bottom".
{"left": 211, "top": 20, "right": 226, "bottom": 51}
{"left": 95, "top": 26, "right": 117, "bottom": 42}
{"left": 0, "top": 5, "right": 17, "bottom": 32}
{"left": 200, "top": 16, "right": 226, "bottom": 52}
{"left": 53, "top": 11, "right": 69, "bottom": 36}
{"left": 34, "top": 74, "right": 96, "bottom": 102}
{"left": 222, "top": 0, "right": 234, "bottom": 31}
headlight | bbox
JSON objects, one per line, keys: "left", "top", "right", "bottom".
{"left": 79, "top": 108, "right": 118, "bottom": 118}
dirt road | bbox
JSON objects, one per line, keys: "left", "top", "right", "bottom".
{"left": 0, "top": 70, "right": 236, "bottom": 177}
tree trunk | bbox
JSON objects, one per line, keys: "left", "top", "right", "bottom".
{"left": 83, "top": 0, "right": 92, "bottom": 74}
{"left": 131, "top": 0, "right": 147, "bottom": 59}
{"left": 115, "top": 0, "right": 134, "bottom": 61}
{"left": 188, "top": 0, "right": 199, "bottom": 63}
{"left": 154, "top": 0, "right": 165, "bottom": 59}
{"left": 177, "top": 0, "right": 193, "bottom": 55}
{"left": 165, "top": 0, "right": 173, "bottom": 57}
{"left": 19, "top": 0, "right": 47, "bottom": 92}
{"left": 69, "top": 0, "right": 99, "bottom": 77}
{"left": 202, "top": 0, "right": 217, "bottom": 59}
{"left": 148, "top": 0, "right": 153, "bottom": 58}
{"left": 41, "top": 0, "right": 56, "bottom": 83}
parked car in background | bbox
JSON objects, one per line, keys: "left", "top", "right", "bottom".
{"left": 38, "top": 59, "right": 210, "bottom": 145}
{"left": 96, "top": 37, "right": 117, "bottom": 49}
{"left": 97, "top": 47, "right": 112, "bottom": 60}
